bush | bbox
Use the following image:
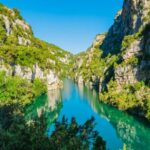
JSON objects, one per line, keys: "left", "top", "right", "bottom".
{"left": 32, "top": 78, "right": 47, "bottom": 97}
{"left": 100, "top": 80, "right": 150, "bottom": 121}
{"left": 13, "top": 8, "right": 23, "bottom": 20}
{"left": 0, "top": 71, "right": 46, "bottom": 107}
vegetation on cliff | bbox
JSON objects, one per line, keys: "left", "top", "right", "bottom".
{"left": 0, "top": 71, "right": 47, "bottom": 107}
{"left": 100, "top": 81, "right": 150, "bottom": 120}
{"left": 74, "top": 48, "right": 104, "bottom": 81}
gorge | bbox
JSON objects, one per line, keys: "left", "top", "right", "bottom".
{"left": 0, "top": 0, "right": 150, "bottom": 150}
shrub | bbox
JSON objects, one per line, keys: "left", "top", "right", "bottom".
{"left": 100, "top": 80, "right": 150, "bottom": 120}
{"left": 0, "top": 71, "right": 46, "bottom": 107}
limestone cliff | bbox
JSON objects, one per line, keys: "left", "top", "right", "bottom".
{"left": 101, "top": 0, "right": 150, "bottom": 55}
{"left": 100, "top": 0, "right": 150, "bottom": 87}
{"left": 73, "top": 34, "right": 105, "bottom": 89}
{"left": 74, "top": 0, "right": 150, "bottom": 120}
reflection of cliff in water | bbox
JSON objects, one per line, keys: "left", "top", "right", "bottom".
{"left": 25, "top": 89, "right": 62, "bottom": 125}
{"left": 78, "top": 84, "right": 150, "bottom": 150}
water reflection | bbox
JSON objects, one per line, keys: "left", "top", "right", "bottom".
{"left": 78, "top": 83, "right": 84, "bottom": 98}
{"left": 47, "top": 89, "right": 61, "bottom": 110}
{"left": 78, "top": 84, "right": 150, "bottom": 150}
{"left": 25, "top": 89, "right": 62, "bottom": 125}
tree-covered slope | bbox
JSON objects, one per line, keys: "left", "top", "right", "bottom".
{"left": 0, "top": 3, "right": 73, "bottom": 84}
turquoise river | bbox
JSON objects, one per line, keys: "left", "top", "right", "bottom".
{"left": 25, "top": 79, "right": 150, "bottom": 150}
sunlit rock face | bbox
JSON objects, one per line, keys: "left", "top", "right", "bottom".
{"left": 18, "top": 36, "right": 31, "bottom": 45}
{"left": 115, "top": 62, "right": 150, "bottom": 85}
{"left": 0, "top": 11, "right": 32, "bottom": 46}
{"left": 92, "top": 34, "right": 106, "bottom": 49}
{"left": 33, "top": 64, "right": 62, "bottom": 90}
{"left": 0, "top": 15, "right": 11, "bottom": 36}
{"left": 15, "top": 19, "right": 31, "bottom": 31}
{"left": 0, "top": 61, "right": 62, "bottom": 90}
{"left": 0, "top": 59, "right": 12, "bottom": 76}
{"left": 122, "top": 39, "right": 143, "bottom": 60}
{"left": 113, "top": 22, "right": 150, "bottom": 85}
{"left": 14, "top": 65, "right": 33, "bottom": 80}
{"left": 83, "top": 0, "right": 150, "bottom": 88}
{"left": 47, "top": 70, "right": 62, "bottom": 91}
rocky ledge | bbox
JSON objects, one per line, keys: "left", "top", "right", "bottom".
{"left": 0, "top": 60, "right": 62, "bottom": 91}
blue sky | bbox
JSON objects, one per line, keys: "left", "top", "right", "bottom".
{"left": 1, "top": 0, "right": 123, "bottom": 53}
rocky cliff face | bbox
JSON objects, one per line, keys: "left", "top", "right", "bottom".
{"left": 0, "top": 6, "right": 33, "bottom": 46}
{"left": 75, "top": 0, "right": 150, "bottom": 89}
{"left": 73, "top": 34, "right": 105, "bottom": 89}
{"left": 0, "top": 61, "right": 62, "bottom": 90}
{"left": 74, "top": 0, "right": 150, "bottom": 120}
{"left": 0, "top": 4, "right": 72, "bottom": 90}
{"left": 101, "top": 0, "right": 150, "bottom": 55}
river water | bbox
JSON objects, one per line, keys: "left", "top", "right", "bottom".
{"left": 25, "top": 79, "right": 150, "bottom": 150}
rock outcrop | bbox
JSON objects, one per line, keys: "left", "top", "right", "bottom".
{"left": 101, "top": 0, "right": 150, "bottom": 55}
{"left": 115, "top": 62, "right": 150, "bottom": 85}
{"left": 0, "top": 11, "right": 32, "bottom": 46}
{"left": 0, "top": 60, "right": 62, "bottom": 90}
